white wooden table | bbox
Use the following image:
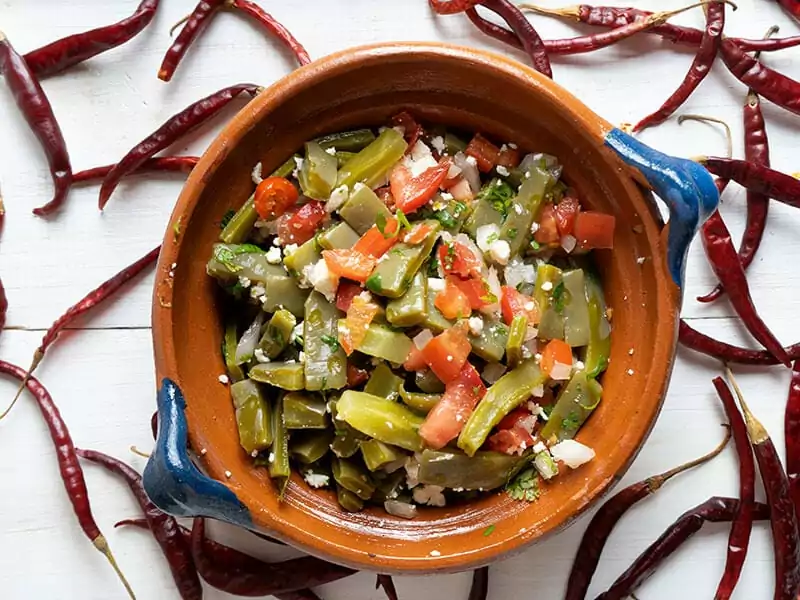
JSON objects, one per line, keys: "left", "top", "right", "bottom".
{"left": 1, "top": 1, "right": 799, "bottom": 598}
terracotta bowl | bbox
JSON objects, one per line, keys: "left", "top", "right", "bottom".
{"left": 142, "top": 43, "right": 718, "bottom": 573}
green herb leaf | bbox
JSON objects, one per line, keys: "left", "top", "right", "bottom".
{"left": 376, "top": 212, "right": 388, "bottom": 235}
{"left": 506, "top": 228, "right": 518, "bottom": 240}
{"left": 505, "top": 468, "right": 541, "bottom": 502}
{"left": 220, "top": 209, "right": 236, "bottom": 229}
{"left": 476, "top": 178, "right": 514, "bottom": 219}
{"left": 486, "top": 232, "right": 499, "bottom": 245}
{"left": 552, "top": 281, "right": 567, "bottom": 313}
{"left": 427, "top": 257, "right": 440, "bottom": 277}
{"left": 321, "top": 334, "right": 340, "bottom": 351}
{"left": 396, "top": 209, "right": 412, "bottom": 231}
{"left": 483, "top": 524, "right": 496, "bottom": 537}
{"left": 366, "top": 273, "right": 383, "bottom": 293}
{"left": 443, "top": 242, "right": 456, "bottom": 271}
{"left": 562, "top": 411, "right": 581, "bottom": 432}
{"left": 433, "top": 209, "right": 457, "bottom": 229}
{"left": 213, "top": 245, "right": 241, "bottom": 272}
{"left": 234, "top": 243, "right": 263, "bottom": 255}
{"left": 530, "top": 240, "right": 541, "bottom": 252}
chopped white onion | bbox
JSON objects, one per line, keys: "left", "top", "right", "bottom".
{"left": 503, "top": 258, "right": 536, "bottom": 290}
{"left": 519, "top": 152, "right": 563, "bottom": 180}
{"left": 524, "top": 326, "right": 539, "bottom": 342}
{"left": 325, "top": 185, "right": 349, "bottom": 213}
{"left": 550, "top": 440, "right": 596, "bottom": 469}
{"left": 251, "top": 162, "right": 263, "bottom": 185}
{"left": 384, "top": 500, "right": 418, "bottom": 519}
{"left": 454, "top": 151, "right": 481, "bottom": 194}
{"left": 449, "top": 178, "right": 473, "bottom": 201}
{"left": 447, "top": 163, "right": 462, "bottom": 179}
{"left": 413, "top": 329, "right": 434, "bottom": 350}
{"left": 480, "top": 267, "right": 502, "bottom": 318}
{"left": 482, "top": 362, "right": 507, "bottom": 384}
{"left": 561, "top": 234, "right": 577, "bottom": 254}
{"left": 476, "top": 224, "right": 501, "bottom": 253}
{"left": 235, "top": 312, "right": 265, "bottom": 364}
{"left": 550, "top": 361, "right": 573, "bottom": 381}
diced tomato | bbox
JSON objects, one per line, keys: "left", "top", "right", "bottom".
{"left": 487, "top": 427, "right": 535, "bottom": 455}
{"left": 335, "top": 281, "right": 362, "bottom": 312}
{"left": 573, "top": 211, "right": 615, "bottom": 250}
{"left": 448, "top": 178, "right": 474, "bottom": 201}
{"left": 465, "top": 133, "right": 501, "bottom": 173}
{"left": 497, "top": 144, "right": 520, "bottom": 169}
{"left": 435, "top": 279, "right": 472, "bottom": 320}
{"left": 498, "top": 407, "right": 533, "bottom": 431}
{"left": 352, "top": 217, "right": 399, "bottom": 258}
{"left": 390, "top": 159, "right": 451, "bottom": 214}
{"left": 276, "top": 200, "right": 326, "bottom": 245}
{"left": 391, "top": 111, "right": 423, "bottom": 151}
{"left": 449, "top": 276, "right": 492, "bottom": 310}
{"left": 419, "top": 362, "right": 486, "bottom": 449}
{"left": 322, "top": 249, "right": 377, "bottom": 283}
{"left": 402, "top": 222, "right": 435, "bottom": 245}
{"left": 338, "top": 294, "right": 380, "bottom": 355}
{"left": 420, "top": 323, "right": 472, "bottom": 383}
{"left": 554, "top": 196, "right": 580, "bottom": 237}
{"left": 346, "top": 363, "right": 370, "bottom": 387}
{"left": 534, "top": 204, "right": 560, "bottom": 246}
{"left": 540, "top": 339, "right": 573, "bottom": 377}
{"left": 438, "top": 240, "right": 483, "bottom": 278}
{"left": 254, "top": 176, "right": 299, "bottom": 221}
{"left": 403, "top": 345, "right": 428, "bottom": 372}
{"left": 500, "top": 286, "right": 540, "bottom": 326}
{"left": 375, "top": 186, "right": 395, "bottom": 210}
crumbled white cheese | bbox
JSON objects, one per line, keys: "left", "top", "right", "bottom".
{"left": 540, "top": 280, "right": 554, "bottom": 292}
{"left": 476, "top": 224, "right": 501, "bottom": 253}
{"left": 413, "top": 484, "right": 447, "bottom": 507}
{"left": 218, "top": 374, "right": 229, "bottom": 384}
{"left": 550, "top": 440, "right": 596, "bottom": 469}
{"left": 428, "top": 277, "right": 446, "bottom": 291}
{"left": 430, "top": 135, "right": 446, "bottom": 153}
{"left": 489, "top": 239, "right": 511, "bottom": 265}
{"left": 531, "top": 384, "right": 544, "bottom": 398}
{"left": 250, "top": 284, "right": 266, "bottom": 301}
{"left": 496, "top": 165, "right": 510, "bottom": 177}
{"left": 468, "top": 316, "right": 484, "bottom": 336}
{"left": 298, "top": 351, "right": 306, "bottom": 363}
{"left": 324, "top": 146, "right": 337, "bottom": 155}
{"left": 292, "top": 156, "right": 304, "bottom": 178}
{"left": 283, "top": 243, "right": 299, "bottom": 256}
{"left": 430, "top": 550, "right": 441, "bottom": 557}
{"left": 405, "top": 456, "right": 420, "bottom": 488}
{"left": 574, "top": 360, "right": 585, "bottom": 371}
{"left": 254, "top": 348, "right": 271, "bottom": 363}
{"left": 627, "top": 369, "right": 635, "bottom": 376}
{"left": 266, "top": 246, "right": 282, "bottom": 264}
{"left": 303, "top": 472, "right": 330, "bottom": 488}
{"left": 530, "top": 221, "right": 540, "bottom": 234}
{"left": 305, "top": 259, "right": 338, "bottom": 301}
{"left": 272, "top": 237, "right": 282, "bottom": 247}
{"left": 465, "top": 155, "right": 478, "bottom": 166}
{"left": 291, "top": 321, "right": 304, "bottom": 343}
{"left": 238, "top": 276, "right": 251, "bottom": 289}
{"left": 532, "top": 441, "right": 547, "bottom": 454}
{"left": 440, "top": 192, "right": 454, "bottom": 202}
{"left": 508, "top": 142, "right": 518, "bottom": 149}
{"left": 225, "top": 470, "right": 232, "bottom": 479}
{"left": 550, "top": 362, "right": 573, "bottom": 381}
{"left": 637, "top": 256, "right": 647, "bottom": 265}
{"left": 325, "top": 185, "right": 349, "bottom": 213}
{"left": 251, "top": 162, "right": 263, "bottom": 185}
{"left": 200, "top": 448, "right": 208, "bottom": 456}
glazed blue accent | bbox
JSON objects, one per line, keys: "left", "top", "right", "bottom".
{"left": 604, "top": 128, "right": 719, "bottom": 288}
{"left": 142, "top": 378, "right": 252, "bottom": 528}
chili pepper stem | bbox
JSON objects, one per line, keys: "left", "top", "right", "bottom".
{"left": 678, "top": 115, "right": 733, "bottom": 159}
{"left": 94, "top": 534, "right": 137, "bottom": 599}
{"left": 0, "top": 349, "right": 44, "bottom": 421}
{"left": 518, "top": 3, "right": 582, "bottom": 19}
{"left": 650, "top": 1, "right": 737, "bottom": 24}
{"left": 726, "top": 368, "right": 769, "bottom": 444}
{"left": 169, "top": 12, "right": 192, "bottom": 37}
{"left": 646, "top": 424, "right": 731, "bottom": 491}
{"left": 129, "top": 446, "right": 151, "bottom": 458}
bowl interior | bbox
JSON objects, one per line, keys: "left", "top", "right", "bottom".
{"left": 153, "top": 43, "right": 678, "bottom": 572}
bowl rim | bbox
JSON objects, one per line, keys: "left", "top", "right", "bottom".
{"left": 151, "top": 41, "right": 679, "bottom": 572}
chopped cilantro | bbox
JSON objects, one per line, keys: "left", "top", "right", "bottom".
{"left": 234, "top": 243, "right": 263, "bottom": 254}
{"left": 220, "top": 209, "right": 236, "bottom": 229}
{"left": 213, "top": 245, "right": 241, "bottom": 272}
{"left": 542, "top": 405, "right": 554, "bottom": 419}
{"left": 481, "top": 290, "right": 498, "bottom": 304}
{"left": 476, "top": 178, "right": 514, "bottom": 218}
{"left": 483, "top": 524, "right": 496, "bottom": 537}
{"left": 427, "top": 257, "right": 440, "bottom": 277}
{"left": 486, "top": 232, "right": 499, "bottom": 245}
{"left": 562, "top": 411, "right": 581, "bottom": 432}
{"left": 530, "top": 240, "right": 541, "bottom": 252}
{"left": 507, "top": 228, "right": 518, "bottom": 240}
{"left": 506, "top": 468, "right": 541, "bottom": 502}
{"left": 366, "top": 273, "right": 383, "bottom": 293}
{"left": 376, "top": 213, "right": 399, "bottom": 239}
{"left": 396, "top": 209, "right": 412, "bottom": 231}
{"left": 453, "top": 200, "right": 467, "bottom": 215}
{"left": 443, "top": 242, "right": 456, "bottom": 271}
{"left": 390, "top": 248, "right": 404, "bottom": 256}
{"left": 552, "top": 281, "right": 567, "bottom": 313}
{"left": 321, "top": 334, "right": 340, "bottom": 351}
{"left": 433, "top": 209, "right": 457, "bottom": 229}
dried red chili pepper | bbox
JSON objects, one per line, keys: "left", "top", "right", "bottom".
{"left": 465, "top": 8, "right": 522, "bottom": 50}
{"left": 520, "top": 4, "right": 800, "bottom": 52}
{"left": 1, "top": 245, "right": 160, "bottom": 420}
{"left": 230, "top": 0, "right": 310, "bottom": 66}
{"left": 99, "top": 84, "right": 260, "bottom": 209}
{"left": 190, "top": 517, "right": 355, "bottom": 596}
{"left": 0, "top": 31, "right": 73, "bottom": 217}
{"left": 432, "top": 0, "right": 552, "bottom": 77}
{"left": 598, "top": 497, "right": 770, "bottom": 600}
{"left": 0, "top": 276, "right": 7, "bottom": 333}
{"left": 159, "top": 0, "right": 227, "bottom": 82}
{"left": 23, "top": 0, "right": 159, "bottom": 78}
{"left": 775, "top": 0, "right": 800, "bottom": 21}
{"left": 0, "top": 360, "right": 134, "bottom": 597}
{"left": 728, "top": 371, "right": 800, "bottom": 600}
{"left": 634, "top": 2, "right": 725, "bottom": 131}
{"left": 699, "top": 210, "right": 791, "bottom": 366}
{"left": 719, "top": 36, "right": 800, "bottom": 117}
{"left": 376, "top": 574, "right": 399, "bottom": 600}
{"left": 678, "top": 320, "right": 800, "bottom": 365}
{"left": 73, "top": 156, "right": 199, "bottom": 184}
{"left": 712, "top": 377, "right": 755, "bottom": 600}
{"left": 469, "top": 567, "right": 489, "bottom": 600}
{"left": 77, "top": 449, "right": 202, "bottom": 600}
{"left": 116, "top": 518, "right": 318, "bottom": 600}
{"left": 150, "top": 410, "right": 159, "bottom": 440}
{"left": 700, "top": 157, "right": 800, "bottom": 210}
{"left": 786, "top": 362, "right": 800, "bottom": 516}
{"left": 565, "top": 428, "right": 730, "bottom": 600}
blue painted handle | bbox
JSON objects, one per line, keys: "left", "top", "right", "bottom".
{"left": 142, "top": 378, "right": 252, "bottom": 528}
{"left": 604, "top": 128, "right": 719, "bottom": 288}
